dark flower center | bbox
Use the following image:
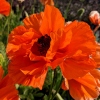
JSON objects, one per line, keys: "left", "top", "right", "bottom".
{"left": 31, "top": 34, "right": 51, "bottom": 56}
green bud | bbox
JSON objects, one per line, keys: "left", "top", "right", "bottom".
{"left": 77, "top": 8, "right": 85, "bottom": 18}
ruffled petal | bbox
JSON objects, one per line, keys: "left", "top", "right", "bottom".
{"left": 40, "top": 5, "right": 64, "bottom": 36}
{"left": 60, "top": 56, "right": 96, "bottom": 79}
{"left": 8, "top": 56, "right": 48, "bottom": 89}
{"left": 65, "top": 21, "right": 96, "bottom": 56}
{"left": 0, "top": 75, "right": 19, "bottom": 100}
{"left": 23, "top": 12, "right": 44, "bottom": 35}
{"left": 69, "top": 73, "right": 99, "bottom": 100}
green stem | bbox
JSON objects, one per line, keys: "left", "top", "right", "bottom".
{"left": 51, "top": 77, "right": 63, "bottom": 100}
{"left": 52, "top": 90, "right": 64, "bottom": 100}
{"left": 48, "top": 67, "right": 63, "bottom": 100}
{"left": 64, "top": 0, "right": 72, "bottom": 19}
{"left": 2, "top": 17, "right": 9, "bottom": 33}
{"left": 61, "top": 91, "right": 66, "bottom": 97}
{"left": 67, "top": 91, "right": 71, "bottom": 100}
{"left": 48, "top": 70, "right": 54, "bottom": 100}
{"left": 94, "top": 25, "right": 100, "bottom": 34}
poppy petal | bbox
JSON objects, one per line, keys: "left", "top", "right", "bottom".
{"left": 0, "top": 0, "right": 10, "bottom": 16}
{"left": 60, "top": 56, "right": 96, "bottom": 79}
{"left": 0, "top": 66, "right": 4, "bottom": 81}
{"left": 40, "top": 5, "right": 64, "bottom": 36}
{"left": 0, "top": 75, "right": 19, "bottom": 100}
{"left": 66, "top": 21, "right": 96, "bottom": 56}
{"left": 69, "top": 73, "right": 99, "bottom": 100}
{"left": 23, "top": 12, "right": 44, "bottom": 35}
{"left": 8, "top": 56, "right": 48, "bottom": 89}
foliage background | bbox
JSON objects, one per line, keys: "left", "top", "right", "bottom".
{"left": 7, "top": 0, "right": 100, "bottom": 41}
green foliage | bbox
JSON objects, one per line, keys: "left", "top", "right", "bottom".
{"left": 0, "top": 53, "right": 4, "bottom": 66}
{"left": 0, "top": 42, "right": 8, "bottom": 75}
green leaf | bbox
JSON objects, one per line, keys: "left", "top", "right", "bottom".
{"left": 33, "top": 93, "right": 44, "bottom": 97}
{"left": 0, "top": 53, "right": 4, "bottom": 66}
{"left": 43, "top": 94, "right": 48, "bottom": 100}
{"left": 53, "top": 67, "right": 63, "bottom": 90}
{"left": 0, "top": 42, "right": 6, "bottom": 56}
{"left": 28, "top": 93, "right": 34, "bottom": 100}
{"left": 45, "top": 67, "right": 54, "bottom": 86}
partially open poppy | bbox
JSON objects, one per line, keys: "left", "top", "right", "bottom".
{"left": 89, "top": 11, "right": 100, "bottom": 25}
{"left": 6, "top": 5, "right": 96, "bottom": 89}
{"left": 0, "top": 0, "right": 10, "bottom": 16}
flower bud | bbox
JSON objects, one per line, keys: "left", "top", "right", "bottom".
{"left": 17, "top": 0, "right": 25, "bottom": 3}
{"left": 89, "top": 11, "right": 100, "bottom": 25}
{"left": 65, "top": 21, "right": 72, "bottom": 26}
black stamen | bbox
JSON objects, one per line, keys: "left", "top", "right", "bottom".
{"left": 37, "top": 34, "right": 51, "bottom": 56}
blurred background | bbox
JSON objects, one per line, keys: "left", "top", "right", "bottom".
{"left": 8, "top": 0, "right": 100, "bottom": 23}
{"left": 7, "top": 0, "right": 100, "bottom": 42}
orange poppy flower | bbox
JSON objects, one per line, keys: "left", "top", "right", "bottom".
{"left": 89, "top": 11, "right": 100, "bottom": 25}
{"left": 62, "top": 72, "right": 99, "bottom": 100}
{"left": 0, "top": 0, "right": 10, "bottom": 16}
{"left": 6, "top": 5, "right": 96, "bottom": 89}
{"left": 0, "top": 66, "right": 19, "bottom": 100}
{"left": 40, "top": 0, "right": 54, "bottom": 5}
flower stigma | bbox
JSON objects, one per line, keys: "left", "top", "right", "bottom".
{"left": 31, "top": 34, "right": 51, "bottom": 56}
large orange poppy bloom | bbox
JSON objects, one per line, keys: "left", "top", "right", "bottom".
{"left": 6, "top": 5, "right": 96, "bottom": 89}
{"left": 40, "top": 0, "right": 54, "bottom": 5}
{"left": 0, "top": 66, "right": 19, "bottom": 100}
{"left": 0, "top": 0, "right": 10, "bottom": 16}
{"left": 62, "top": 70, "right": 100, "bottom": 100}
